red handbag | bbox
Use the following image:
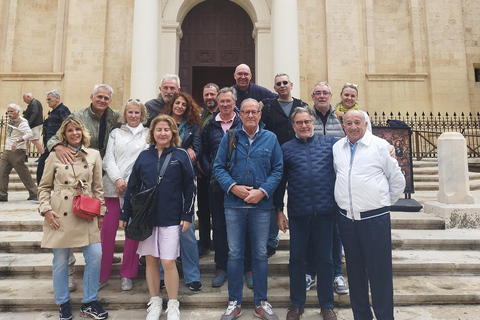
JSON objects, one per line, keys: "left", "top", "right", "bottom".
{"left": 73, "top": 194, "right": 101, "bottom": 219}
{"left": 71, "top": 163, "right": 101, "bottom": 219}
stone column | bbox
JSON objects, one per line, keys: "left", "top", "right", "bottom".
{"left": 436, "top": 132, "right": 474, "bottom": 204}
{"left": 424, "top": 132, "right": 479, "bottom": 228}
{"left": 271, "top": 0, "right": 300, "bottom": 97}
{"left": 130, "top": 0, "right": 159, "bottom": 101}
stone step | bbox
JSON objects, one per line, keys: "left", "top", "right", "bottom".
{"left": 5, "top": 228, "right": 477, "bottom": 254}
{"left": 1, "top": 275, "right": 480, "bottom": 311}
{"left": 413, "top": 160, "right": 438, "bottom": 168}
{"left": 0, "top": 211, "right": 446, "bottom": 232}
{"left": 9, "top": 175, "right": 37, "bottom": 183}
{"left": 413, "top": 172, "right": 480, "bottom": 181}
{"left": 5, "top": 305, "right": 480, "bottom": 320}
{"left": 2, "top": 249, "right": 480, "bottom": 278}
{"left": 414, "top": 180, "right": 480, "bottom": 191}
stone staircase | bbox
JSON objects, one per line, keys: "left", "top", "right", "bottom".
{"left": 2, "top": 160, "right": 480, "bottom": 315}
{"left": 413, "top": 159, "right": 480, "bottom": 191}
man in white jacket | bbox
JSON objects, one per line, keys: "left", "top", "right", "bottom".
{"left": 333, "top": 110, "right": 405, "bottom": 320}
{"left": 0, "top": 104, "right": 38, "bottom": 202}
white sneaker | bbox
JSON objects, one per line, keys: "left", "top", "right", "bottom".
{"left": 146, "top": 296, "right": 162, "bottom": 320}
{"left": 121, "top": 277, "right": 133, "bottom": 291}
{"left": 305, "top": 274, "right": 316, "bottom": 291}
{"left": 333, "top": 275, "right": 349, "bottom": 294}
{"left": 166, "top": 300, "right": 180, "bottom": 320}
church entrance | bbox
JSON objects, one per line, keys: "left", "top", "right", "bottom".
{"left": 179, "top": 0, "right": 255, "bottom": 105}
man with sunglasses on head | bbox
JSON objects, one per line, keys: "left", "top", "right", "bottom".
{"left": 232, "top": 64, "right": 277, "bottom": 108}
{"left": 261, "top": 73, "right": 308, "bottom": 258}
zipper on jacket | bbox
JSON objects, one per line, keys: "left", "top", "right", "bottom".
{"left": 347, "top": 147, "right": 356, "bottom": 221}
{"left": 304, "top": 140, "right": 316, "bottom": 214}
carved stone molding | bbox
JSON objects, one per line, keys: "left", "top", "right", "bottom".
{"left": 366, "top": 73, "right": 428, "bottom": 81}
{"left": 0, "top": 73, "right": 64, "bottom": 81}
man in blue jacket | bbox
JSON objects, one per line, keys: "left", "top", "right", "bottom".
{"left": 214, "top": 98, "right": 283, "bottom": 320}
{"left": 275, "top": 107, "right": 338, "bottom": 320}
{"left": 200, "top": 87, "right": 242, "bottom": 288}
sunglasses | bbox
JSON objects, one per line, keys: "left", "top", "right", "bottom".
{"left": 276, "top": 80, "right": 289, "bottom": 86}
{"left": 127, "top": 98, "right": 141, "bottom": 103}
{"left": 344, "top": 82, "right": 358, "bottom": 88}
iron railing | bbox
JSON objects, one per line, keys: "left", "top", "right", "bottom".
{"left": 2, "top": 112, "right": 480, "bottom": 160}
{"left": 370, "top": 111, "right": 480, "bottom": 160}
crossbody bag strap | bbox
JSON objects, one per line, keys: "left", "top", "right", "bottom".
{"left": 156, "top": 152, "right": 173, "bottom": 185}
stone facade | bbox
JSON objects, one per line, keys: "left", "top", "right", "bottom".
{"left": 1, "top": 0, "right": 480, "bottom": 116}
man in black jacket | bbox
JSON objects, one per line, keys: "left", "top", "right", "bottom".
{"left": 22, "top": 92, "right": 44, "bottom": 160}
{"left": 260, "top": 73, "right": 308, "bottom": 258}
{"left": 145, "top": 74, "right": 181, "bottom": 127}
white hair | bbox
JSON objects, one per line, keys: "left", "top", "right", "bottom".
{"left": 92, "top": 84, "right": 114, "bottom": 96}
{"left": 46, "top": 90, "right": 61, "bottom": 99}
{"left": 161, "top": 74, "right": 181, "bottom": 88}
{"left": 8, "top": 103, "right": 21, "bottom": 113}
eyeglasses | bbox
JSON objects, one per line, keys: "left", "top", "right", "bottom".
{"left": 240, "top": 110, "right": 260, "bottom": 116}
{"left": 344, "top": 82, "right": 358, "bottom": 88}
{"left": 313, "top": 91, "right": 331, "bottom": 96}
{"left": 236, "top": 72, "right": 250, "bottom": 77}
{"left": 127, "top": 98, "right": 141, "bottom": 102}
{"left": 276, "top": 80, "right": 289, "bottom": 86}
{"left": 294, "top": 120, "right": 313, "bottom": 126}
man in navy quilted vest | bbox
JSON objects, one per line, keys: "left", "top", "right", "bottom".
{"left": 275, "top": 107, "right": 338, "bottom": 320}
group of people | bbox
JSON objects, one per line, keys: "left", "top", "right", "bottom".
{"left": 1, "top": 62, "right": 405, "bottom": 320}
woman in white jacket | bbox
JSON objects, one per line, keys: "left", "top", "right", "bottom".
{"left": 99, "top": 99, "right": 149, "bottom": 291}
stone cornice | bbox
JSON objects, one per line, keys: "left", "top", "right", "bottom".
{"left": 0, "top": 73, "right": 64, "bottom": 81}
{"left": 366, "top": 73, "right": 428, "bottom": 81}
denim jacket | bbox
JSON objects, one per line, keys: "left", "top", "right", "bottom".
{"left": 213, "top": 122, "right": 283, "bottom": 210}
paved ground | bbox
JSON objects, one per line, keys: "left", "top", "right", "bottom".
{"left": 2, "top": 188, "right": 480, "bottom": 319}
{"left": 2, "top": 305, "right": 480, "bottom": 320}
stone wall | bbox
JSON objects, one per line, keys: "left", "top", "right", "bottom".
{"left": 1, "top": 0, "right": 480, "bottom": 117}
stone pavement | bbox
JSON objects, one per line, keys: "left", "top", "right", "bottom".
{"left": 2, "top": 305, "right": 480, "bottom": 320}
{"left": 2, "top": 159, "right": 480, "bottom": 319}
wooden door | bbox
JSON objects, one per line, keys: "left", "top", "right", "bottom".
{"left": 179, "top": 0, "right": 255, "bottom": 105}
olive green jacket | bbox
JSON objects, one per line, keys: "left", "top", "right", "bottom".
{"left": 47, "top": 105, "right": 120, "bottom": 158}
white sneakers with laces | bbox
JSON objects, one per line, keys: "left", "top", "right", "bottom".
{"left": 166, "top": 300, "right": 180, "bottom": 320}
{"left": 146, "top": 296, "right": 162, "bottom": 320}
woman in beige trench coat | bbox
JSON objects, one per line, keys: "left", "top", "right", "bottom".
{"left": 38, "top": 115, "right": 108, "bottom": 320}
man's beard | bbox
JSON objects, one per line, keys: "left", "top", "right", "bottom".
{"left": 205, "top": 101, "right": 217, "bottom": 111}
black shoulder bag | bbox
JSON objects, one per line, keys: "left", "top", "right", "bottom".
{"left": 209, "top": 129, "right": 237, "bottom": 197}
{"left": 126, "top": 152, "right": 173, "bottom": 241}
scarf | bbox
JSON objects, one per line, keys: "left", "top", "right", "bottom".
{"left": 336, "top": 103, "right": 359, "bottom": 113}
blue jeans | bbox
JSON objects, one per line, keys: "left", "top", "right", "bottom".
{"left": 52, "top": 242, "right": 102, "bottom": 305}
{"left": 160, "top": 217, "right": 200, "bottom": 283}
{"left": 208, "top": 185, "right": 229, "bottom": 271}
{"left": 268, "top": 208, "right": 279, "bottom": 248}
{"left": 289, "top": 214, "right": 334, "bottom": 309}
{"left": 225, "top": 207, "right": 270, "bottom": 306}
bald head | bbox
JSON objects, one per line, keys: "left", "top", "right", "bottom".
{"left": 343, "top": 110, "right": 368, "bottom": 144}
{"left": 23, "top": 93, "right": 33, "bottom": 104}
{"left": 234, "top": 64, "right": 252, "bottom": 92}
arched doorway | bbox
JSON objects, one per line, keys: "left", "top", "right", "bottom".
{"left": 179, "top": 0, "right": 255, "bottom": 104}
